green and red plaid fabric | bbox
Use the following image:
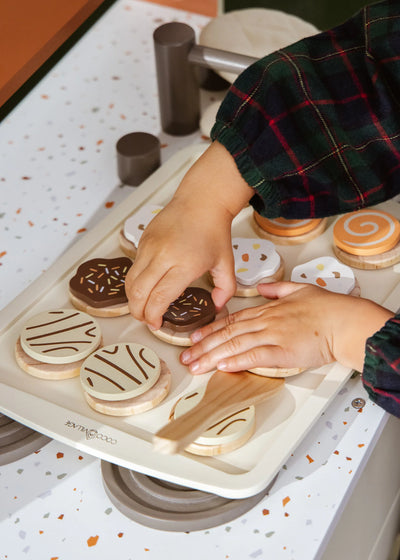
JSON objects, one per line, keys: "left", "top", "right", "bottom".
{"left": 211, "top": 0, "right": 400, "bottom": 220}
{"left": 211, "top": 0, "right": 400, "bottom": 417}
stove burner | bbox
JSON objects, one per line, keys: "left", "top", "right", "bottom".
{"left": 0, "top": 413, "right": 51, "bottom": 466}
{"left": 101, "top": 460, "right": 277, "bottom": 531}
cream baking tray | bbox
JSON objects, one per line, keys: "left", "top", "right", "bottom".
{"left": 0, "top": 144, "right": 399, "bottom": 499}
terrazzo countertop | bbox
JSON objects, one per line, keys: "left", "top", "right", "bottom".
{"left": 0, "top": 1, "right": 393, "bottom": 559}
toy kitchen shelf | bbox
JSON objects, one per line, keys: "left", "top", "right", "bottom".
{"left": 1, "top": 142, "right": 400, "bottom": 500}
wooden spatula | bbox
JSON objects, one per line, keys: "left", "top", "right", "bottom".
{"left": 153, "top": 370, "right": 284, "bottom": 454}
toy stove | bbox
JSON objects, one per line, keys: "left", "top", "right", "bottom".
{"left": 0, "top": 413, "right": 51, "bottom": 466}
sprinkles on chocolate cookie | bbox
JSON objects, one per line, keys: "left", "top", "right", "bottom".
{"left": 69, "top": 257, "right": 132, "bottom": 308}
{"left": 162, "top": 287, "right": 216, "bottom": 332}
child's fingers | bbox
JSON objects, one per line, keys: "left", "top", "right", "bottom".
{"left": 257, "top": 281, "right": 307, "bottom": 299}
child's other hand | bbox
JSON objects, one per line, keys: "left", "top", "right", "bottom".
{"left": 180, "top": 282, "right": 394, "bottom": 374}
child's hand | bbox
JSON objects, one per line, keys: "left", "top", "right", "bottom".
{"left": 180, "top": 282, "right": 394, "bottom": 374}
{"left": 125, "top": 141, "right": 254, "bottom": 329}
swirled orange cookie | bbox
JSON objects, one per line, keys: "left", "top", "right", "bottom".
{"left": 232, "top": 237, "right": 284, "bottom": 297}
{"left": 253, "top": 213, "right": 328, "bottom": 245}
{"left": 80, "top": 342, "right": 171, "bottom": 416}
{"left": 119, "top": 204, "right": 163, "bottom": 258}
{"left": 291, "top": 256, "right": 360, "bottom": 296}
{"left": 150, "top": 286, "right": 226, "bottom": 347}
{"left": 15, "top": 309, "right": 102, "bottom": 379}
{"left": 333, "top": 209, "right": 400, "bottom": 269}
{"left": 170, "top": 385, "right": 256, "bottom": 456}
{"left": 69, "top": 257, "right": 132, "bottom": 317}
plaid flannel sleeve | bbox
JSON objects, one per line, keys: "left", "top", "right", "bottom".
{"left": 211, "top": 0, "right": 400, "bottom": 219}
{"left": 363, "top": 315, "right": 400, "bottom": 417}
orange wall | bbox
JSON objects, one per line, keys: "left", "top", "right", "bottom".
{"left": 140, "top": 0, "right": 218, "bottom": 17}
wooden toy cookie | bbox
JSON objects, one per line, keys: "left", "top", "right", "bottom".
{"left": 291, "top": 256, "right": 360, "bottom": 296}
{"left": 119, "top": 204, "right": 163, "bottom": 258}
{"left": 15, "top": 309, "right": 102, "bottom": 380}
{"left": 232, "top": 237, "right": 284, "bottom": 297}
{"left": 69, "top": 257, "right": 132, "bottom": 317}
{"left": 170, "top": 385, "right": 256, "bottom": 456}
{"left": 150, "top": 286, "right": 225, "bottom": 347}
{"left": 332, "top": 209, "right": 400, "bottom": 269}
{"left": 80, "top": 342, "right": 171, "bottom": 416}
{"left": 253, "top": 213, "right": 328, "bottom": 245}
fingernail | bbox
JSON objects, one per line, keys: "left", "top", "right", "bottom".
{"left": 189, "top": 361, "right": 199, "bottom": 373}
{"left": 191, "top": 330, "right": 202, "bottom": 343}
{"left": 181, "top": 350, "right": 191, "bottom": 364}
{"left": 218, "top": 361, "right": 227, "bottom": 370}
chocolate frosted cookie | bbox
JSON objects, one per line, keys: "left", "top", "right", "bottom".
{"left": 163, "top": 287, "right": 216, "bottom": 332}
{"left": 150, "top": 286, "right": 225, "bottom": 347}
{"left": 69, "top": 257, "right": 132, "bottom": 317}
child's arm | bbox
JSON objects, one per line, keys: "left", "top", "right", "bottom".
{"left": 125, "top": 141, "right": 254, "bottom": 329}
{"left": 180, "top": 282, "right": 394, "bottom": 375}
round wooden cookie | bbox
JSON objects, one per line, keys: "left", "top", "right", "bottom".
{"left": 83, "top": 359, "right": 171, "bottom": 416}
{"left": 119, "top": 229, "right": 138, "bottom": 259}
{"left": 20, "top": 309, "right": 102, "bottom": 364}
{"left": 252, "top": 213, "right": 328, "bottom": 245}
{"left": 248, "top": 366, "right": 305, "bottom": 378}
{"left": 69, "top": 292, "right": 130, "bottom": 318}
{"left": 80, "top": 343, "right": 161, "bottom": 401}
{"left": 333, "top": 209, "right": 400, "bottom": 256}
{"left": 291, "top": 256, "right": 357, "bottom": 295}
{"left": 170, "top": 385, "right": 256, "bottom": 456}
{"left": 15, "top": 336, "right": 102, "bottom": 380}
{"left": 333, "top": 241, "right": 400, "bottom": 270}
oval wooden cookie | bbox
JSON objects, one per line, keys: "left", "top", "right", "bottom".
{"left": 20, "top": 309, "right": 102, "bottom": 365}
{"left": 170, "top": 385, "right": 256, "bottom": 456}
{"left": 80, "top": 343, "right": 161, "bottom": 401}
{"left": 83, "top": 359, "right": 171, "bottom": 416}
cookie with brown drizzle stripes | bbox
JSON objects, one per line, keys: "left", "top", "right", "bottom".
{"left": 170, "top": 385, "right": 256, "bottom": 456}
{"left": 80, "top": 342, "right": 171, "bottom": 416}
{"left": 150, "top": 287, "right": 226, "bottom": 347}
{"left": 69, "top": 257, "right": 132, "bottom": 317}
{"left": 15, "top": 309, "right": 102, "bottom": 379}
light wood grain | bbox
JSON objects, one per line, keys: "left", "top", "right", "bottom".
{"left": 118, "top": 229, "right": 138, "bottom": 258}
{"left": 153, "top": 370, "right": 284, "bottom": 454}
{"left": 333, "top": 243, "right": 400, "bottom": 270}
{"left": 252, "top": 215, "right": 328, "bottom": 245}
{"left": 69, "top": 292, "right": 130, "bottom": 317}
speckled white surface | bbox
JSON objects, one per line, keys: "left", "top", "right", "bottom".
{"left": 0, "top": 1, "right": 391, "bottom": 559}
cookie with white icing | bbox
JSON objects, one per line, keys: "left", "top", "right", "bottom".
{"left": 69, "top": 257, "right": 132, "bottom": 317}
{"left": 170, "top": 385, "right": 256, "bottom": 456}
{"left": 291, "top": 256, "right": 360, "bottom": 295}
{"left": 80, "top": 342, "right": 171, "bottom": 416}
{"left": 119, "top": 204, "right": 163, "bottom": 257}
{"left": 252, "top": 213, "right": 328, "bottom": 245}
{"left": 232, "top": 237, "right": 284, "bottom": 297}
{"left": 333, "top": 209, "right": 400, "bottom": 269}
{"left": 150, "top": 286, "right": 226, "bottom": 347}
{"left": 15, "top": 309, "right": 102, "bottom": 379}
